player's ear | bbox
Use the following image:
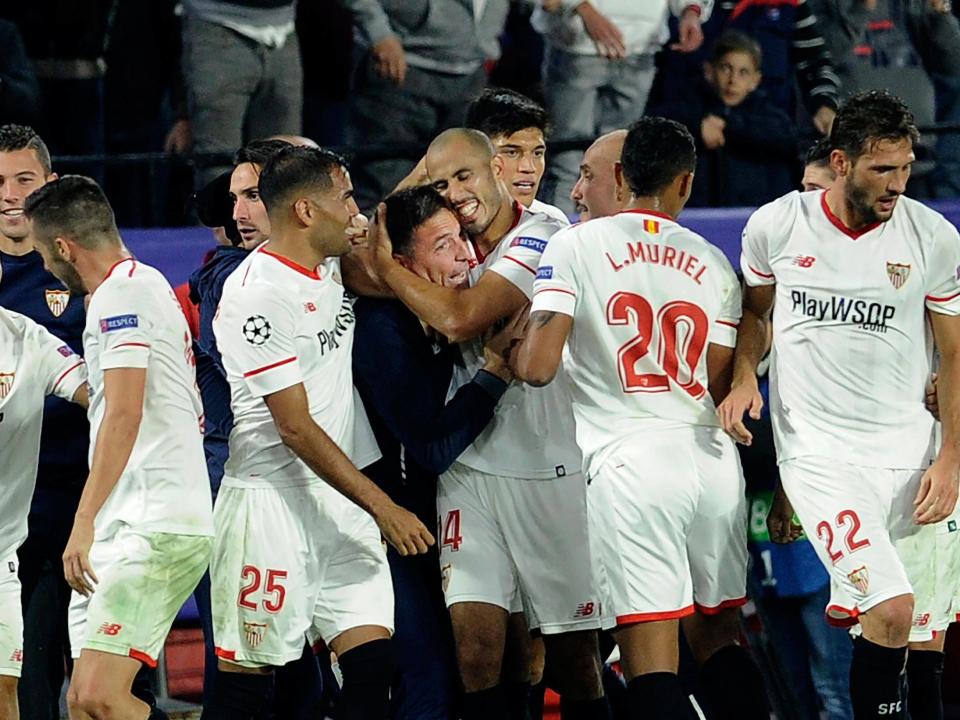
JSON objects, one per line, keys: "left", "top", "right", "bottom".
{"left": 830, "top": 149, "right": 849, "bottom": 177}
{"left": 491, "top": 154, "right": 504, "bottom": 178}
{"left": 47, "top": 172, "right": 59, "bottom": 183}
{"left": 54, "top": 236, "right": 72, "bottom": 260}
{"left": 614, "top": 162, "right": 626, "bottom": 202}
{"left": 293, "top": 197, "right": 312, "bottom": 226}
{"left": 678, "top": 171, "right": 695, "bottom": 203}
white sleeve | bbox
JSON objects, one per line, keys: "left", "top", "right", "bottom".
{"left": 925, "top": 217, "right": 960, "bottom": 316}
{"left": 488, "top": 221, "right": 559, "bottom": 299}
{"left": 26, "top": 317, "right": 87, "bottom": 401}
{"left": 90, "top": 280, "right": 152, "bottom": 370}
{"left": 216, "top": 285, "right": 302, "bottom": 398}
{"left": 709, "top": 256, "right": 743, "bottom": 348}
{"left": 740, "top": 205, "right": 777, "bottom": 287}
{"left": 530, "top": 228, "right": 579, "bottom": 318}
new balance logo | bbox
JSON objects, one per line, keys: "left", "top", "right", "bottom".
{"left": 574, "top": 602, "right": 596, "bottom": 618}
{"left": 9, "top": 649, "right": 22, "bottom": 663}
{"left": 98, "top": 623, "right": 122, "bottom": 636}
{"left": 792, "top": 255, "right": 816, "bottom": 268}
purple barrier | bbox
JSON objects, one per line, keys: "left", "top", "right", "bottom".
{"left": 123, "top": 199, "right": 960, "bottom": 286}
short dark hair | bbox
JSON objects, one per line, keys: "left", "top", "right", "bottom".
{"left": 621, "top": 117, "right": 697, "bottom": 197}
{"left": 234, "top": 138, "right": 293, "bottom": 167}
{"left": 805, "top": 137, "right": 833, "bottom": 167}
{"left": 829, "top": 90, "right": 920, "bottom": 162}
{"left": 465, "top": 88, "right": 549, "bottom": 140}
{"left": 24, "top": 175, "right": 119, "bottom": 247}
{"left": 0, "top": 124, "right": 52, "bottom": 175}
{"left": 384, "top": 186, "right": 450, "bottom": 257}
{"left": 710, "top": 29, "right": 762, "bottom": 70}
{"left": 258, "top": 145, "right": 349, "bottom": 215}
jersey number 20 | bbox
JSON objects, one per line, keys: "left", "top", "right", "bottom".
{"left": 606, "top": 292, "right": 708, "bottom": 398}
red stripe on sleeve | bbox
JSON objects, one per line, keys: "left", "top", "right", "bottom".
{"left": 927, "top": 290, "right": 960, "bottom": 303}
{"left": 715, "top": 319, "right": 739, "bottom": 329}
{"left": 243, "top": 356, "right": 297, "bottom": 378}
{"left": 502, "top": 255, "right": 537, "bottom": 275}
{"left": 52, "top": 361, "right": 85, "bottom": 392}
{"left": 533, "top": 288, "right": 576, "bottom": 298}
{"left": 748, "top": 264, "right": 775, "bottom": 279}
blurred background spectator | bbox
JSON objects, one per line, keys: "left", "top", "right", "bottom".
{"left": 342, "top": 0, "right": 510, "bottom": 210}
{"left": 534, "top": 0, "right": 711, "bottom": 215}
{"left": 181, "top": 0, "right": 302, "bottom": 187}
{"left": 651, "top": 29, "right": 798, "bottom": 207}
{"left": 0, "top": 19, "right": 41, "bottom": 127}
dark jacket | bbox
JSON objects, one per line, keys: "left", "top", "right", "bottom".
{"left": 353, "top": 297, "right": 505, "bottom": 525}
{"left": 188, "top": 245, "right": 248, "bottom": 493}
{"left": 0, "top": 20, "right": 41, "bottom": 125}
{"left": 652, "top": 79, "right": 798, "bottom": 207}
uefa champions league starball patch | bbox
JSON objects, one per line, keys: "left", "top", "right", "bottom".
{"left": 242, "top": 315, "right": 272, "bottom": 345}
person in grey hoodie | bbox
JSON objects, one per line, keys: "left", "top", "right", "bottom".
{"left": 341, "top": 0, "right": 510, "bottom": 210}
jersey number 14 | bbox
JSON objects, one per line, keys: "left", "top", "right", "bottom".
{"left": 607, "top": 291, "right": 708, "bottom": 398}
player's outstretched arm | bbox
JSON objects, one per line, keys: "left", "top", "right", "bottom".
{"left": 264, "top": 383, "right": 435, "bottom": 555}
{"left": 916, "top": 312, "right": 960, "bottom": 524}
{"left": 369, "top": 203, "right": 528, "bottom": 341}
{"left": 513, "top": 309, "right": 572, "bottom": 387}
{"left": 717, "top": 284, "right": 775, "bottom": 445}
{"left": 64, "top": 367, "right": 146, "bottom": 596}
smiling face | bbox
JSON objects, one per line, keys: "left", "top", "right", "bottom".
{"left": 838, "top": 137, "right": 914, "bottom": 224}
{"left": 491, "top": 127, "right": 546, "bottom": 207}
{"left": 230, "top": 162, "right": 271, "bottom": 249}
{"left": 399, "top": 207, "right": 471, "bottom": 288}
{"left": 0, "top": 148, "right": 55, "bottom": 246}
{"left": 426, "top": 136, "right": 504, "bottom": 237}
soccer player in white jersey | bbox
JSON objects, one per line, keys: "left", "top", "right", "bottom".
{"left": 719, "top": 90, "right": 960, "bottom": 719}
{"left": 207, "top": 146, "right": 433, "bottom": 719}
{"left": 24, "top": 176, "right": 214, "bottom": 720}
{"left": 0, "top": 307, "right": 87, "bottom": 720}
{"left": 514, "top": 117, "right": 769, "bottom": 720}
{"left": 369, "top": 128, "right": 608, "bottom": 720}
{"left": 465, "top": 87, "right": 570, "bottom": 226}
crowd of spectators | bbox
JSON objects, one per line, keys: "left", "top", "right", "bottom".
{"left": 0, "top": 0, "right": 959, "bottom": 224}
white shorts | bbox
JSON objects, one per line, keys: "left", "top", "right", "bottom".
{"left": 437, "top": 463, "right": 603, "bottom": 635}
{"left": 211, "top": 483, "right": 394, "bottom": 667}
{"left": 68, "top": 528, "right": 212, "bottom": 666}
{"left": 0, "top": 556, "right": 23, "bottom": 678}
{"left": 896, "top": 515, "right": 960, "bottom": 642}
{"left": 588, "top": 426, "right": 748, "bottom": 626}
{"left": 780, "top": 456, "right": 921, "bottom": 626}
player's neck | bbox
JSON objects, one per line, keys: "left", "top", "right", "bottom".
{"left": 825, "top": 185, "right": 873, "bottom": 231}
{"left": 0, "top": 233, "right": 33, "bottom": 257}
{"left": 264, "top": 234, "right": 326, "bottom": 273}
{"left": 625, "top": 195, "right": 677, "bottom": 220}
{"left": 85, "top": 248, "right": 134, "bottom": 294}
{"left": 477, "top": 191, "right": 520, "bottom": 254}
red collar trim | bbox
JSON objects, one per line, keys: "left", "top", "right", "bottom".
{"left": 820, "top": 191, "right": 881, "bottom": 240}
{"left": 103, "top": 257, "right": 135, "bottom": 281}
{"left": 258, "top": 245, "right": 321, "bottom": 280}
{"left": 618, "top": 208, "right": 675, "bottom": 222}
{"left": 471, "top": 201, "right": 524, "bottom": 264}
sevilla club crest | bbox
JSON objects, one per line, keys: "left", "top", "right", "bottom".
{"left": 45, "top": 289, "right": 70, "bottom": 317}
{"left": 0, "top": 372, "right": 14, "bottom": 400}
{"left": 847, "top": 565, "right": 869, "bottom": 595}
{"left": 886, "top": 262, "right": 910, "bottom": 290}
{"left": 243, "top": 621, "right": 267, "bottom": 649}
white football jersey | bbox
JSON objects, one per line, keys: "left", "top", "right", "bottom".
{"left": 529, "top": 199, "right": 571, "bottom": 226}
{"left": 0, "top": 307, "right": 86, "bottom": 558}
{"left": 83, "top": 258, "right": 213, "bottom": 539}
{"left": 531, "top": 209, "right": 741, "bottom": 473}
{"left": 742, "top": 191, "right": 960, "bottom": 468}
{"left": 215, "top": 245, "right": 362, "bottom": 488}
{"left": 455, "top": 203, "right": 582, "bottom": 479}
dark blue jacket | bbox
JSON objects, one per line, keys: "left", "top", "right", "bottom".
{"left": 352, "top": 297, "right": 506, "bottom": 526}
{"left": 0, "top": 250, "right": 88, "bottom": 525}
{"left": 188, "top": 245, "right": 248, "bottom": 494}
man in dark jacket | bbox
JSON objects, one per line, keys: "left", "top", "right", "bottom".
{"left": 353, "top": 185, "right": 513, "bottom": 720}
